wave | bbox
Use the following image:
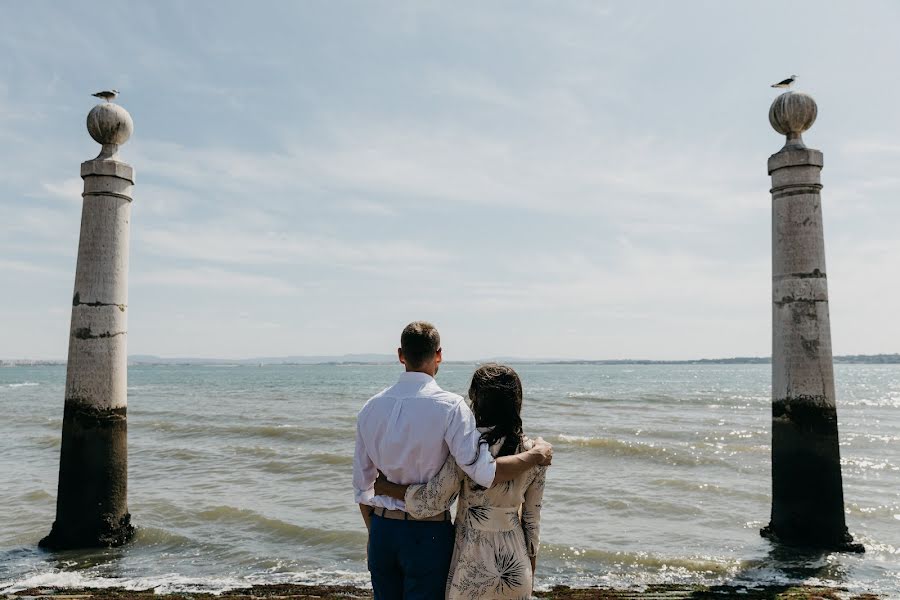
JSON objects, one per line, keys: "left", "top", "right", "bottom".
{"left": 132, "top": 525, "right": 195, "bottom": 549}
{"left": 227, "top": 446, "right": 351, "bottom": 468}
{"left": 195, "top": 505, "right": 367, "bottom": 548}
{"left": 538, "top": 546, "right": 868, "bottom": 595}
{"left": 540, "top": 542, "right": 743, "bottom": 575}
{"left": 845, "top": 502, "right": 900, "bottom": 520}
{"left": 555, "top": 434, "right": 722, "bottom": 467}
{"left": 843, "top": 397, "right": 900, "bottom": 409}
{"left": 563, "top": 391, "right": 769, "bottom": 408}
{"left": 6, "top": 382, "right": 39, "bottom": 388}
{"left": 565, "top": 392, "right": 620, "bottom": 402}
{"left": 141, "top": 421, "right": 350, "bottom": 443}
{"left": 131, "top": 407, "right": 196, "bottom": 418}
{"left": 0, "top": 569, "right": 373, "bottom": 596}
{"left": 258, "top": 460, "right": 297, "bottom": 474}
{"left": 257, "top": 452, "right": 353, "bottom": 473}
{"left": 153, "top": 447, "right": 208, "bottom": 462}
{"left": 840, "top": 456, "right": 899, "bottom": 473}
{"left": 20, "top": 489, "right": 53, "bottom": 502}
{"left": 309, "top": 451, "right": 353, "bottom": 466}
{"left": 564, "top": 392, "right": 693, "bottom": 404}
{"left": 650, "top": 478, "right": 768, "bottom": 501}
{"left": 231, "top": 445, "right": 281, "bottom": 459}
{"left": 234, "top": 424, "right": 349, "bottom": 442}
{"left": 30, "top": 434, "right": 61, "bottom": 449}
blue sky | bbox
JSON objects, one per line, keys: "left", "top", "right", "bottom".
{"left": 2, "top": 1, "right": 899, "bottom": 360}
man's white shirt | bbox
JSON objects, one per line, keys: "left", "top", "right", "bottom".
{"left": 353, "top": 371, "right": 497, "bottom": 510}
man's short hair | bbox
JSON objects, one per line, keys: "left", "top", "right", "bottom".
{"left": 401, "top": 321, "right": 441, "bottom": 368}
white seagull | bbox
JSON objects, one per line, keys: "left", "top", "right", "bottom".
{"left": 92, "top": 89, "right": 119, "bottom": 102}
{"left": 771, "top": 75, "right": 797, "bottom": 89}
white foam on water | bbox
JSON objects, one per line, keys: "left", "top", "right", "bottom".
{"left": 0, "top": 569, "right": 373, "bottom": 595}
{"left": 0, "top": 571, "right": 244, "bottom": 595}
{"left": 7, "top": 382, "right": 39, "bottom": 388}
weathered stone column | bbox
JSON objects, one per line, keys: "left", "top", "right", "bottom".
{"left": 760, "top": 91, "right": 862, "bottom": 552}
{"left": 40, "top": 100, "right": 136, "bottom": 549}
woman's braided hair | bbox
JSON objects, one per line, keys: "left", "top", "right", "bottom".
{"left": 467, "top": 363, "right": 524, "bottom": 465}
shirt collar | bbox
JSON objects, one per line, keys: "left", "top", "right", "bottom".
{"left": 397, "top": 371, "right": 436, "bottom": 385}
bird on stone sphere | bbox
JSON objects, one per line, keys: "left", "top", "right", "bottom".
{"left": 771, "top": 75, "right": 797, "bottom": 89}
{"left": 92, "top": 89, "right": 119, "bottom": 102}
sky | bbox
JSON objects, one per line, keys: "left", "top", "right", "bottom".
{"left": 2, "top": 1, "right": 899, "bottom": 361}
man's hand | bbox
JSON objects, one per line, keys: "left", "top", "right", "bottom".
{"left": 359, "top": 503, "right": 373, "bottom": 532}
{"left": 529, "top": 437, "right": 553, "bottom": 466}
{"left": 374, "top": 471, "right": 409, "bottom": 501}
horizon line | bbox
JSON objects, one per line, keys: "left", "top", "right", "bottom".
{"left": 4, "top": 352, "right": 899, "bottom": 365}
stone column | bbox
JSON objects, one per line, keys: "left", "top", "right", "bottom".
{"left": 760, "top": 91, "right": 862, "bottom": 552}
{"left": 40, "top": 100, "right": 136, "bottom": 549}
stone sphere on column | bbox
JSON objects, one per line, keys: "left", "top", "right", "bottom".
{"left": 769, "top": 92, "right": 817, "bottom": 148}
{"left": 87, "top": 103, "right": 134, "bottom": 147}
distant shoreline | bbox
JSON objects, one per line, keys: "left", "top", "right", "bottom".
{"left": 3, "top": 353, "right": 899, "bottom": 366}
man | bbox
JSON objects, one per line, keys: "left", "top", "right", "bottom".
{"left": 353, "top": 321, "right": 553, "bottom": 599}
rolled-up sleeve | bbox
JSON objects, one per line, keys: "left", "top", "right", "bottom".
{"left": 445, "top": 400, "right": 496, "bottom": 488}
{"left": 353, "top": 419, "right": 377, "bottom": 504}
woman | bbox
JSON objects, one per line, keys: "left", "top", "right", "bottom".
{"left": 375, "top": 364, "right": 546, "bottom": 600}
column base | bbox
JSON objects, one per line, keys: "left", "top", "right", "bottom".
{"left": 760, "top": 523, "right": 864, "bottom": 553}
{"left": 39, "top": 512, "right": 134, "bottom": 550}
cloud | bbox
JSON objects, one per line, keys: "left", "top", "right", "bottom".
{"left": 128, "top": 141, "right": 305, "bottom": 200}
{"left": 131, "top": 183, "right": 189, "bottom": 217}
{"left": 829, "top": 238, "right": 900, "bottom": 355}
{"left": 136, "top": 225, "right": 450, "bottom": 272}
{"left": 841, "top": 139, "right": 900, "bottom": 155}
{"left": 134, "top": 267, "right": 302, "bottom": 297}
{"left": 341, "top": 199, "right": 398, "bottom": 217}
{"left": 0, "top": 203, "right": 79, "bottom": 253}
{"left": 0, "top": 258, "right": 66, "bottom": 276}
{"left": 459, "top": 242, "right": 769, "bottom": 318}
{"left": 295, "top": 116, "right": 760, "bottom": 219}
{"left": 39, "top": 178, "right": 83, "bottom": 203}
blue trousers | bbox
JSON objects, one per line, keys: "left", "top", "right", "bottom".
{"left": 368, "top": 513, "right": 454, "bottom": 600}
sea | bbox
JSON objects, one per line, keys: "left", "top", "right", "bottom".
{"left": 1, "top": 363, "right": 898, "bottom": 596}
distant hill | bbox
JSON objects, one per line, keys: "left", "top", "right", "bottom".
{"left": 126, "top": 353, "right": 900, "bottom": 366}
{"left": 833, "top": 353, "right": 900, "bottom": 364}
{"left": 539, "top": 357, "right": 771, "bottom": 365}
{"left": 127, "top": 354, "right": 398, "bottom": 365}
{"left": 541, "top": 354, "right": 900, "bottom": 365}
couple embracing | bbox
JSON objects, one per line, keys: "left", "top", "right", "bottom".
{"left": 353, "top": 321, "right": 553, "bottom": 600}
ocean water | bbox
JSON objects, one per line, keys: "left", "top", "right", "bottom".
{"left": 0, "top": 363, "right": 898, "bottom": 596}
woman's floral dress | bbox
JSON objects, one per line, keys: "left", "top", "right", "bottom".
{"left": 403, "top": 435, "right": 546, "bottom": 600}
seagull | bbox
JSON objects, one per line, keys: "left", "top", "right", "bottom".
{"left": 771, "top": 75, "right": 797, "bottom": 89}
{"left": 92, "top": 89, "right": 119, "bottom": 102}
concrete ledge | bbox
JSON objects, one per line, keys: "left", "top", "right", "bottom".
{"left": 768, "top": 148, "right": 823, "bottom": 173}
{"left": 80, "top": 160, "right": 135, "bottom": 183}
